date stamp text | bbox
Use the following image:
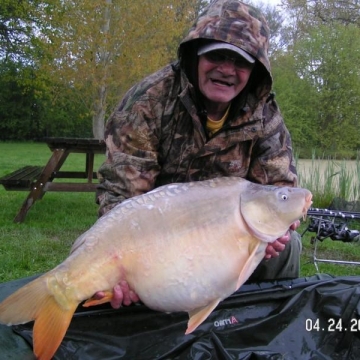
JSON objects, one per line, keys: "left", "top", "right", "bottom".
{"left": 306, "top": 318, "right": 360, "bottom": 332}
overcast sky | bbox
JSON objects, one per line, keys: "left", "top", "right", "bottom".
{"left": 251, "top": 0, "right": 282, "bottom": 7}
{"left": 266, "top": 0, "right": 282, "bottom": 5}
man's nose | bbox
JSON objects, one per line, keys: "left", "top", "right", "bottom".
{"left": 217, "top": 60, "right": 237, "bottom": 73}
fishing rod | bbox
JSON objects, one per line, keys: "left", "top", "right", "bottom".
{"left": 303, "top": 208, "right": 360, "bottom": 243}
{"left": 303, "top": 207, "right": 360, "bottom": 270}
{"left": 307, "top": 207, "right": 360, "bottom": 221}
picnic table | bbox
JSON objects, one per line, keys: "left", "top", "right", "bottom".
{"left": 0, "top": 137, "right": 106, "bottom": 223}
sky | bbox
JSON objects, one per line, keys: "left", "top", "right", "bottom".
{"left": 266, "top": 0, "right": 282, "bottom": 5}
{"left": 252, "top": 0, "right": 282, "bottom": 6}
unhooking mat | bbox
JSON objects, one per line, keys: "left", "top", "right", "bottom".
{"left": 0, "top": 274, "right": 360, "bottom": 359}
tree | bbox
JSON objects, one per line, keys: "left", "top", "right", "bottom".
{"left": 271, "top": 52, "right": 319, "bottom": 154}
{"left": 0, "top": 0, "right": 37, "bottom": 61}
{"left": 280, "top": 0, "right": 360, "bottom": 38}
{"left": 0, "top": 58, "right": 93, "bottom": 140}
{"left": 247, "top": 1, "right": 286, "bottom": 55}
{"left": 307, "top": 0, "right": 360, "bottom": 26}
{"left": 0, "top": 61, "right": 39, "bottom": 140}
{"left": 294, "top": 23, "right": 360, "bottom": 152}
{"left": 34, "top": 0, "right": 201, "bottom": 139}
{"left": 0, "top": 0, "right": 207, "bottom": 140}
{"left": 272, "top": 0, "right": 360, "bottom": 155}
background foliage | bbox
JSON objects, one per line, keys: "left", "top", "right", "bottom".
{"left": 1, "top": 0, "right": 359, "bottom": 157}
{"left": 0, "top": 0, "right": 203, "bottom": 139}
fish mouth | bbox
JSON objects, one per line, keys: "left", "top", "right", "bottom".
{"left": 302, "top": 192, "right": 313, "bottom": 220}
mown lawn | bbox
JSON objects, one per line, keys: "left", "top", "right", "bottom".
{"left": 0, "top": 142, "right": 103, "bottom": 282}
{"left": 0, "top": 141, "right": 360, "bottom": 283}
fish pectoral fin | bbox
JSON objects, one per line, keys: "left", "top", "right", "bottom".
{"left": 186, "top": 299, "right": 220, "bottom": 334}
{"left": 83, "top": 291, "right": 113, "bottom": 307}
{"left": 236, "top": 241, "right": 262, "bottom": 290}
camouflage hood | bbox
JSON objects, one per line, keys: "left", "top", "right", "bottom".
{"left": 179, "top": 0, "right": 272, "bottom": 99}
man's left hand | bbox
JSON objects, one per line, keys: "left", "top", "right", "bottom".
{"left": 264, "top": 220, "right": 300, "bottom": 259}
{"left": 93, "top": 281, "right": 140, "bottom": 309}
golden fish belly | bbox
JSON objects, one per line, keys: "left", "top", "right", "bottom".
{"left": 119, "top": 211, "right": 261, "bottom": 313}
{"left": 128, "top": 242, "right": 262, "bottom": 312}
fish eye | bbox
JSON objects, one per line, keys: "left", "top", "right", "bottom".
{"left": 281, "top": 194, "right": 288, "bottom": 200}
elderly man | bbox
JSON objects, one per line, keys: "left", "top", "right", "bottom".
{"left": 96, "top": 0, "right": 300, "bottom": 307}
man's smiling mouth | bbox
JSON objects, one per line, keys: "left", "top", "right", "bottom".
{"left": 211, "top": 78, "right": 234, "bottom": 86}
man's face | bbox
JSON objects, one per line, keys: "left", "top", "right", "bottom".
{"left": 198, "top": 50, "right": 254, "bottom": 105}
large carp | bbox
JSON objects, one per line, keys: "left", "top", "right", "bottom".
{"left": 0, "top": 177, "right": 312, "bottom": 360}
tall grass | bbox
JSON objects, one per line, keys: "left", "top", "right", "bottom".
{"left": 297, "top": 153, "right": 360, "bottom": 207}
{"left": 353, "top": 155, "right": 360, "bottom": 201}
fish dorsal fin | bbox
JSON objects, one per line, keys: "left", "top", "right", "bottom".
{"left": 186, "top": 299, "right": 220, "bottom": 334}
{"left": 236, "top": 241, "right": 262, "bottom": 290}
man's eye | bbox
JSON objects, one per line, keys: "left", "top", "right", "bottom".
{"left": 234, "top": 59, "right": 247, "bottom": 67}
{"left": 206, "top": 52, "right": 225, "bottom": 62}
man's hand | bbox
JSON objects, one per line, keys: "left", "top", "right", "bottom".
{"left": 94, "top": 280, "right": 140, "bottom": 309}
{"left": 264, "top": 220, "right": 300, "bottom": 259}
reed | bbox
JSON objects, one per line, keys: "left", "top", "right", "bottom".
{"left": 297, "top": 154, "right": 360, "bottom": 208}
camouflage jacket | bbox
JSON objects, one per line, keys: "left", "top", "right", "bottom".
{"left": 97, "top": 0, "right": 297, "bottom": 216}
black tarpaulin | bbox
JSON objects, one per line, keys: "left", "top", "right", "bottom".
{"left": 1, "top": 274, "right": 360, "bottom": 359}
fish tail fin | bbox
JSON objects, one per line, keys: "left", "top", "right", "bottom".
{"left": 33, "top": 297, "right": 77, "bottom": 360}
{"left": 0, "top": 276, "right": 78, "bottom": 360}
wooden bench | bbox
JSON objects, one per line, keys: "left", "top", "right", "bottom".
{"left": 0, "top": 166, "right": 44, "bottom": 191}
{"left": 0, "top": 137, "right": 106, "bottom": 223}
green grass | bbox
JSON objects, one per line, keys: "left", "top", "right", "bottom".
{"left": 0, "top": 141, "right": 104, "bottom": 282}
{"left": 299, "top": 222, "right": 360, "bottom": 277}
{"left": 0, "top": 142, "right": 360, "bottom": 283}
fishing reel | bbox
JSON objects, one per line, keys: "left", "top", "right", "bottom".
{"left": 307, "top": 216, "right": 360, "bottom": 243}
{"left": 302, "top": 208, "right": 360, "bottom": 271}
